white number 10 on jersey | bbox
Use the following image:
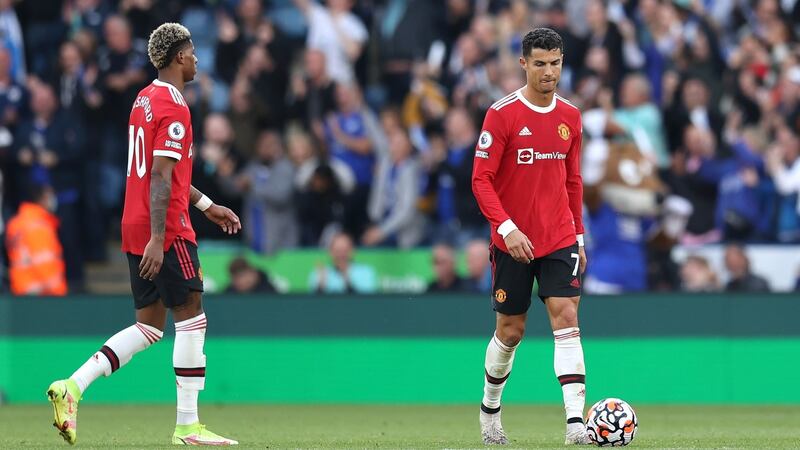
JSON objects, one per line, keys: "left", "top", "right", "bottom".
{"left": 127, "top": 125, "right": 146, "bottom": 178}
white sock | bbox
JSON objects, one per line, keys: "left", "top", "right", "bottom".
{"left": 174, "top": 313, "right": 207, "bottom": 425}
{"left": 70, "top": 322, "right": 162, "bottom": 394}
{"left": 481, "top": 333, "right": 518, "bottom": 413}
{"left": 554, "top": 327, "right": 586, "bottom": 423}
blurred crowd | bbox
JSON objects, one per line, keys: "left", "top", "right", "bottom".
{"left": 2, "top": 0, "right": 800, "bottom": 294}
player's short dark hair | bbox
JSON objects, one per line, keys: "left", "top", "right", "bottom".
{"left": 148, "top": 23, "right": 192, "bottom": 70}
{"left": 522, "top": 28, "right": 564, "bottom": 58}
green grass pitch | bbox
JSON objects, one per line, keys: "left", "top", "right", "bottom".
{"left": 2, "top": 404, "right": 799, "bottom": 448}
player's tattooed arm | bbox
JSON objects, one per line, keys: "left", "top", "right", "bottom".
{"left": 149, "top": 157, "right": 176, "bottom": 240}
{"left": 189, "top": 185, "right": 202, "bottom": 205}
{"left": 139, "top": 156, "right": 177, "bottom": 280}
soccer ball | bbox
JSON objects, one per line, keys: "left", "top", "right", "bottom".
{"left": 585, "top": 398, "right": 638, "bottom": 446}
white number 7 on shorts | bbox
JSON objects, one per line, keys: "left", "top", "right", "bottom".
{"left": 570, "top": 253, "right": 579, "bottom": 277}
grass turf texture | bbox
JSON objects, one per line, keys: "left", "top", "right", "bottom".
{"left": 2, "top": 404, "right": 799, "bottom": 449}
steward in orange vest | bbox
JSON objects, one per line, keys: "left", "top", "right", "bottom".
{"left": 6, "top": 185, "right": 67, "bottom": 296}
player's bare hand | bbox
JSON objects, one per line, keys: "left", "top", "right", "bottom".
{"left": 204, "top": 204, "right": 241, "bottom": 235}
{"left": 504, "top": 229, "right": 534, "bottom": 263}
{"left": 139, "top": 238, "right": 164, "bottom": 280}
{"left": 578, "top": 246, "right": 587, "bottom": 275}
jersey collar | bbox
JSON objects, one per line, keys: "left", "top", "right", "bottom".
{"left": 152, "top": 78, "right": 177, "bottom": 88}
{"left": 516, "top": 88, "right": 557, "bottom": 113}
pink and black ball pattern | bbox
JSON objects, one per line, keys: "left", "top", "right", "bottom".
{"left": 585, "top": 398, "right": 638, "bottom": 446}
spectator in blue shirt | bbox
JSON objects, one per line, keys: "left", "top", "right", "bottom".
{"left": 689, "top": 120, "right": 772, "bottom": 241}
{"left": 325, "top": 82, "right": 381, "bottom": 238}
{"left": 309, "top": 232, "right": 378, "bottom": 294}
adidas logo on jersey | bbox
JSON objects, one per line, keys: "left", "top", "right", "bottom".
{"left": 519, "top": 127, "right": 532, "bottom": 136}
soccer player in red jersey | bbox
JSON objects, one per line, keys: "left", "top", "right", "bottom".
{"left": 472, "top": 28, "right": 589, "bottom": 445}
{"left": 47, "top": 23, "right": 240, "bottom": 446}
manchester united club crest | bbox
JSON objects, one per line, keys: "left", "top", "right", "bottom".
{"left": 558, "top": 123, "right": 570, "bottom": 140}
{"left": 495, "top": 289, "right": 507, "bottom": 303}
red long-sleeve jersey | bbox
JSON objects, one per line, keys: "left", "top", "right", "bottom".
{"left": 472, "top": 88, "right": 584, "bottom": 258}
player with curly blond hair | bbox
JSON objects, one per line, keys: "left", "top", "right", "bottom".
{"left": 46, "top": 23, "right": 240, "bottom": 446}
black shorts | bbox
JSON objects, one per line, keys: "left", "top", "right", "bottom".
{"left": 490, "top": 243, "right": 582, "bottom": 315}
{"left": 127, "top": 237, "right": 204, "bottom": 309}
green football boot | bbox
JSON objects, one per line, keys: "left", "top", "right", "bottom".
{"left": 172, "top": 422, "right": 239, "bottom": 445}
{"left": 46, "top": 379, "right": 81, "bottom": 445}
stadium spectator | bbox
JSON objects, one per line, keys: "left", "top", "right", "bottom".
{"left": 0, "top": 46, "right": 28, "bottom": 211}
{"left": 679, "top": 254, "right": 720, "bottom": 292}
{"left": 309, "top": 232, "right": 377, "bottom": 293}
{"left": 287, "top": 49, "right": 336, "bottom": 141}
{"left": 293, "top": 0, "right": 368, "bottom": 84}
{"left": 433, "top": 107, "right": 484, "bottom": 245}
{"left": 612, "top": 73, "right": 668, "bottom": 168}
{"left": 401, "top": 62, "right": 449, "bottom": 153}
{"left": 290, "top": 127, "right": 354, "bottom": 246}
{"left": 14, "top": 81, "right": 85, "bottom": 290}
{"left": 463, "top": 239, "right": 491, "bottom": 293}
{"left": 364, "top": 128, "right": 425, "bottom": 248}
{"left": 663, "top": 76, "right": 724, "bottom": 154}
{"left": 0, "top": 0, "right": 25, "bottom": 82}
{"left": 692, "top": 122, "right": 771, "bottom": 241}
{"left": 64, "top": 0, "right": 113, "bottom": 40}
{"left": 225, "top": 256, "right": 277, "bottom": 294}
{"left": 724, "top": 244, "right": 770, "bottom": 293}
{"left": 17, "top": 0, "right": 63, "bottom": 77}
{"left": 325, "top": 82, "right": 381, "bottom": 238}
{"left": 226, "top": 79, "right": 267, "bottom": 160}
{"left": 377, "top": 0, "right": 441, "bottom": 105}
{"left": 51, "top": 39, "right": 106, "bottom": 262}
{"left": 220, "top": 130, "right": 297, "bottom": 254}
{"left": 190, "top": 113, "right": 242, "bottom": 240}
{"left": 668, "top": 125, "right": 721, "bottom": 243}
{"left": 6, "top": 183, "right": 66, "bottom": 296}
{"left": 765, "top": 126, "right": 800, "bottom": 242}
{"left": 426, "top": 243, "right": 466, "bottom": 293}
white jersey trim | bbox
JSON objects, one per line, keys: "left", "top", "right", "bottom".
{"left": 490, "top": 91, "right": 517, "bottom": 110}
{"left": 555, "top": 93, "right": 580, "bottom": 110}
{"left": 153, "top": 149, "right": 182, "bottom": 161}
{"left": 152, "top": 79, "right": 186, "bottom": 106}
{"left": 515, "top": 88, "right": 557, "bottom": 113}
